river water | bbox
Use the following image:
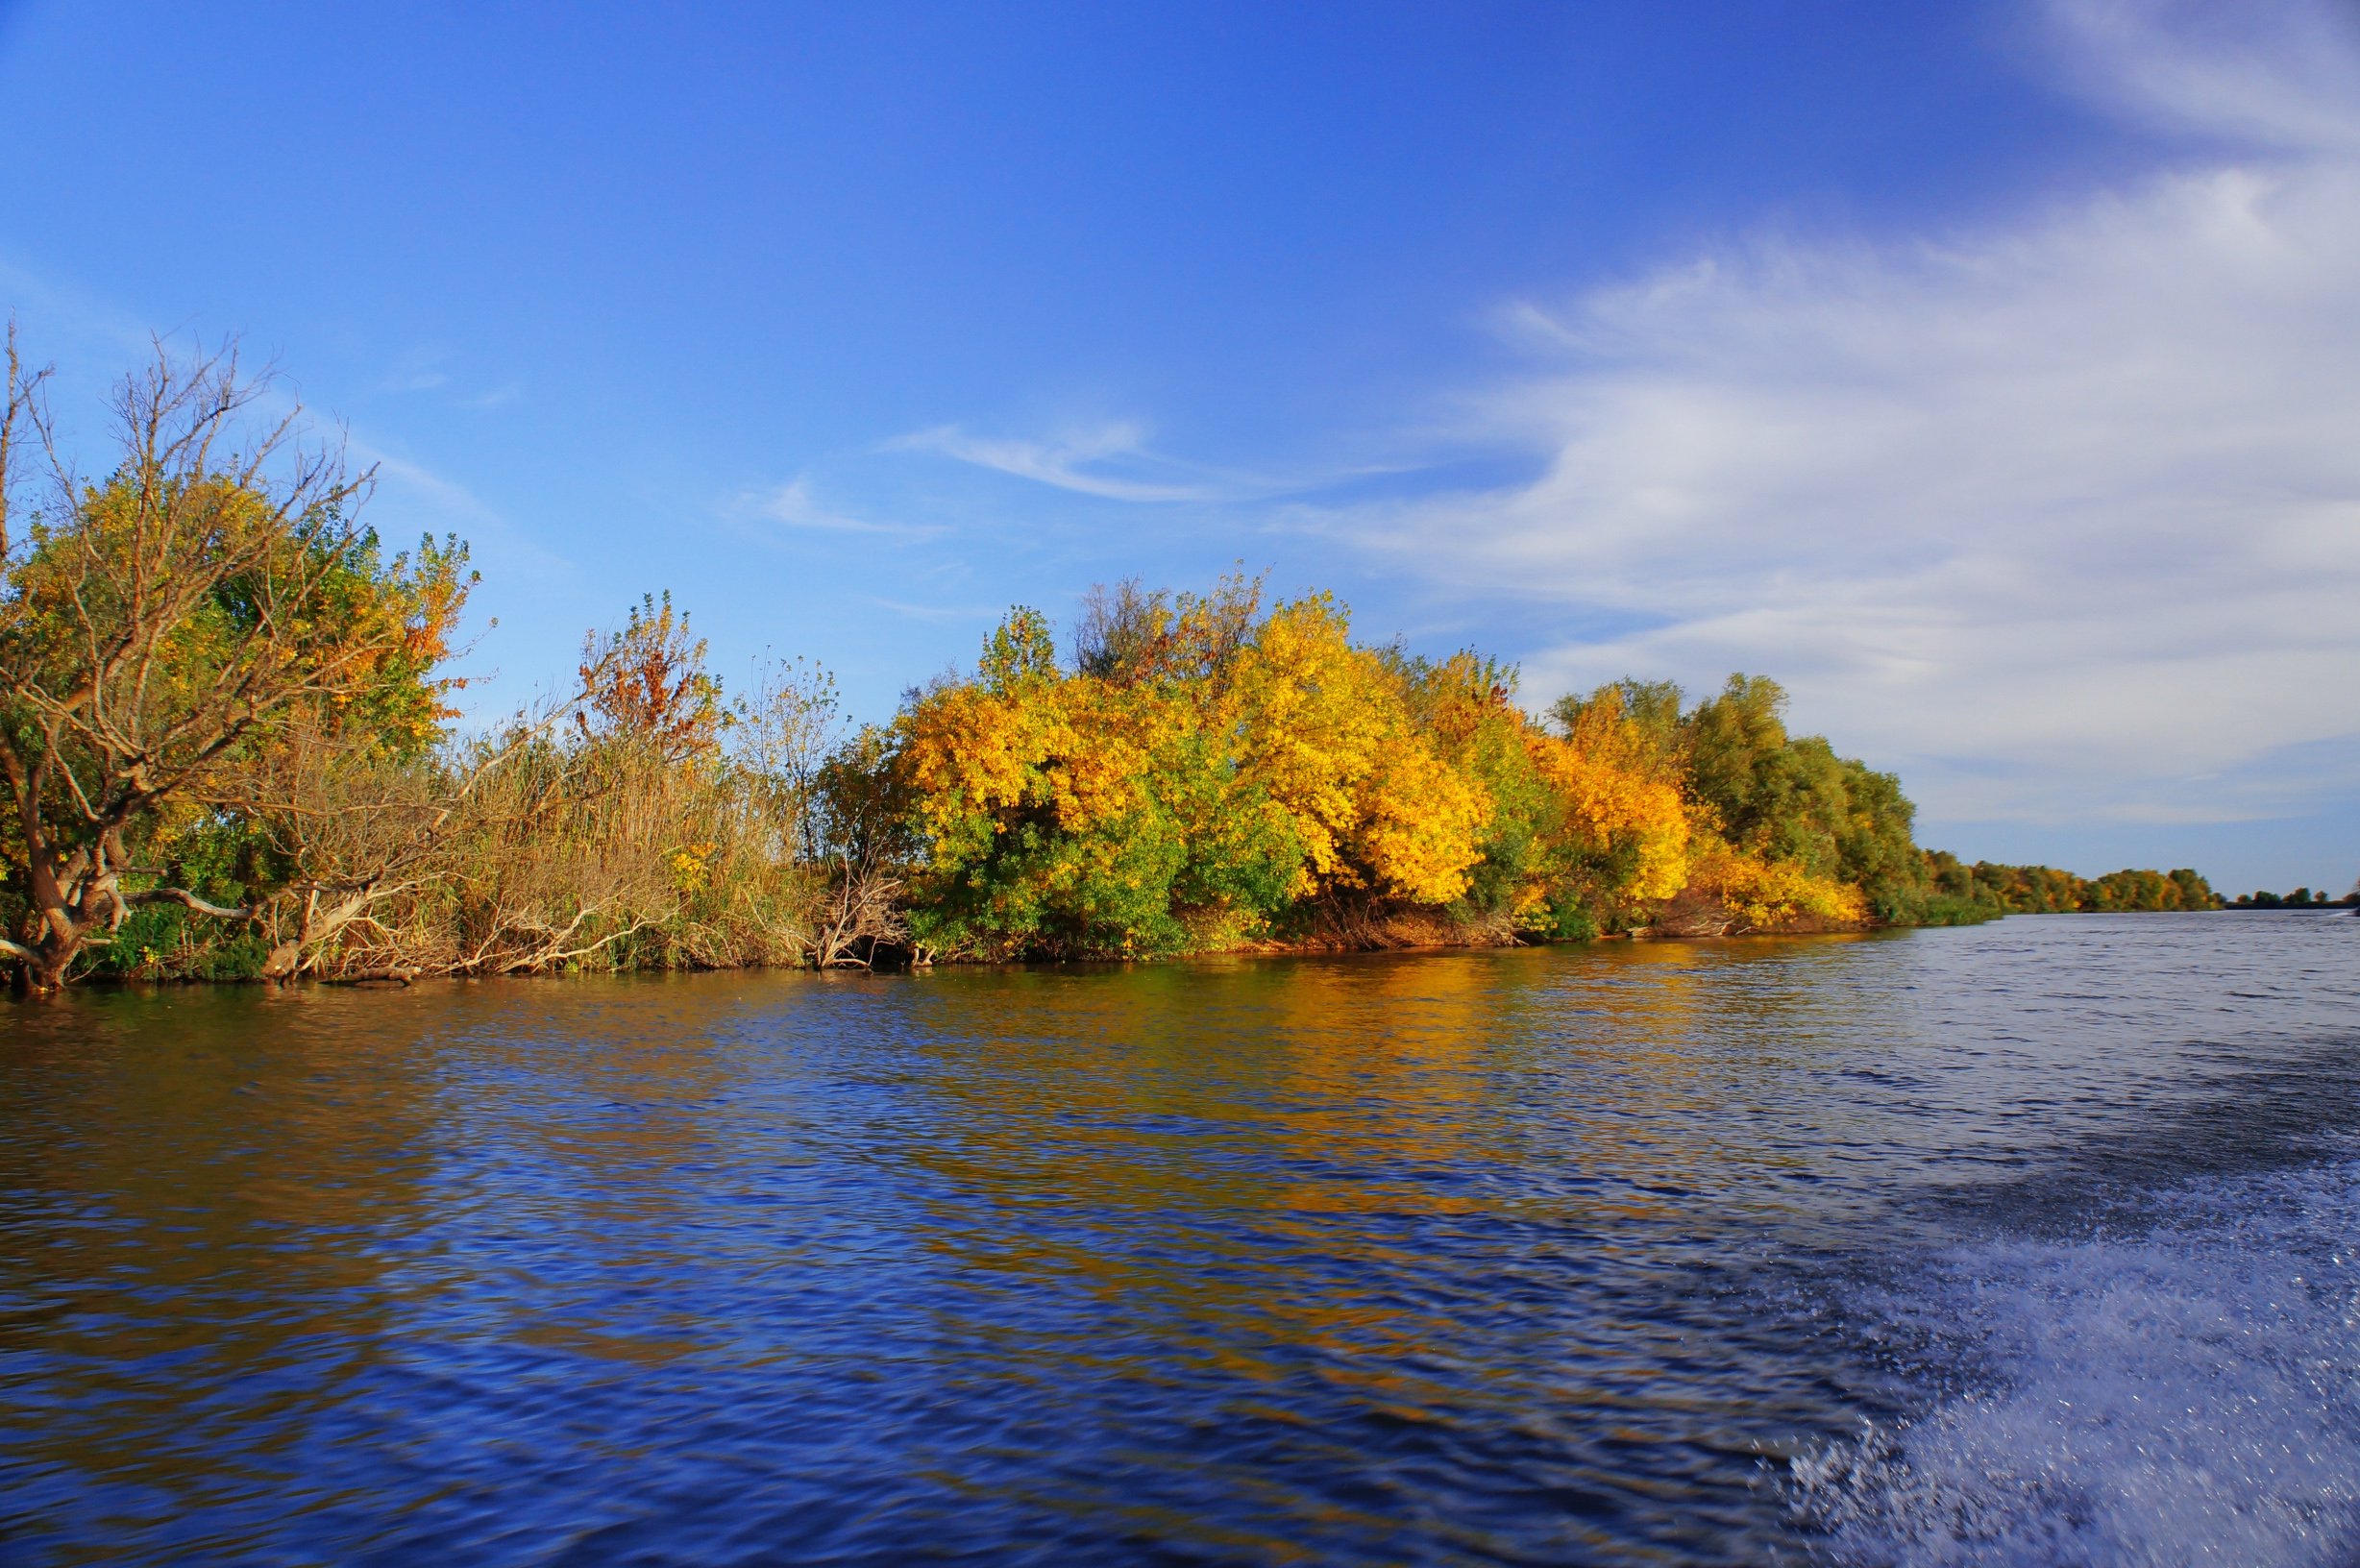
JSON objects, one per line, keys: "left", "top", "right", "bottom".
{"left": 2, "top": 913, "right": 2355, "bottom": 1565}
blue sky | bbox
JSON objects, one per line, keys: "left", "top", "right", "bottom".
{"left": 1, "top": 0, "right": 2354, "bottom": 894}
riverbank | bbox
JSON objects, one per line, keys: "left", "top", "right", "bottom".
{"left": 11, "top": 897, "right": 1959, "bottom": 992}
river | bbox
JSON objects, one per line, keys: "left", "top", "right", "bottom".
{"left": 2, "top": 913, "right": 2355, "bottom": 1564}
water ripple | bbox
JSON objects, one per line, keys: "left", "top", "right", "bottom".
{"left": 0, "top": 912, "right": 2354, "bottom": 1564}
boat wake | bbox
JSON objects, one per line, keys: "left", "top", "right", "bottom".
{"left": 1788, "top": 1157, "right": 2360, "bottom": 1566}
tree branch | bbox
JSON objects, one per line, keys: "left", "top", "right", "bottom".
{"left": 128, "top": 886, "right": 257, "bottom": 920}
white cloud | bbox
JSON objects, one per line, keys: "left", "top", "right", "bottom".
{"left": 861, "top": 594, "right": 998, "bottom": 624}
{"left": 351, "top": 441, "right": 575, "bottom": 580}
{"left": 892, "top": 420, "right": 1274, "bottom": 503}
{"left": 2045, "top": 0, "right": 2360, "bottom": 151}
{"left": 740, "top": 476, "right": 941, "bottom": 540}
{"left": 379, "top": 345, "right": 449, "bottom": 394}
{"left": 1318, "top": 0, "right": 2360, "bottom": 826}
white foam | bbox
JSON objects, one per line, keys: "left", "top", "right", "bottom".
{"left": 1789, "top": 1161, "right": 2360, "bottom": 1566}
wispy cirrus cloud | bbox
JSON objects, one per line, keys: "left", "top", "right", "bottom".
{"left": 377, "top": 345, "right": 451, "bottom": 394}
{"left": 891, "top": 420, "right": 1297, "bottom": 503}
{"left": 0, "top": 264, "right": 557, "bottom": 585}
{"left": 346, "top": 439, "right": 575, "bottom": 581}
{"left": 1301, "top": 0, "right": 2360, "bottom": 829}
{"left": 735, "top": 476, "right": 942, "bottom": 540}
{"left": 861, "top": 594, "right": 1003, "bottom": 624}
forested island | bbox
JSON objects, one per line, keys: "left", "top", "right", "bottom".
{"left": 1, "top": 343, "right": 2228, "bottom": 992}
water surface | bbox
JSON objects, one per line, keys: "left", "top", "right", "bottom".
{"left": 3, "top": 914, "right": 2355, "bottom": 1564}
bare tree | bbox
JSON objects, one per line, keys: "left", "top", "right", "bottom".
{"left": 1073, "top": 568, "right": 1263, "bottom": 689}
{"left": 808, "top": 724, "right": 917, "bottom": 968}
{"left": 0, "top": 337, "right": 461, "bottom": 990}
{"left": 0, "top": 320, "right": 52, "bottom": 568}
{"left": 731, "top": 653, "right": 842, "bottom": 863}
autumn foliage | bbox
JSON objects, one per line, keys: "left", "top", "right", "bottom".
{"left": 896, "top": 585, "right": 1503, "bottom": 958}
{"left": 893, "top": 578, "right": 1949, "bottom": 959}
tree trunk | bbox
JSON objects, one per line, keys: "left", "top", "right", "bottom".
{"left": 11, "top": 931, "right": 76, "bottom": 992}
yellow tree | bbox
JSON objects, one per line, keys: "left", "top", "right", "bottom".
{"left": 897, "top": 607, "right": 1202, "bottom": 956}
{"left": 1226, "top": 594, "right": 1490, "bottom": 907}
{"left": 1533, "top": 685, "right": 1692, "bottom": 915}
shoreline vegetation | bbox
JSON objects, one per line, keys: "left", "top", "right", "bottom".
{"left": 0, "top": 341, "right": 2249, "bottom": 992}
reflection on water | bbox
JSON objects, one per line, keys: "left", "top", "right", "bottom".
{"left": 1, "top": 914, "right": 2355, "bottom": 1564}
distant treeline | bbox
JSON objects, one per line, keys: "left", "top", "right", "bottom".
{"left": 0, "top": 341, "right": 2239, "bottom": 990}
{"left": 2225, "top": 887, "right": 2358, "bottom": 909}
{"left": 1920, "top": 855, "right": 2218, "bottom": 917}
